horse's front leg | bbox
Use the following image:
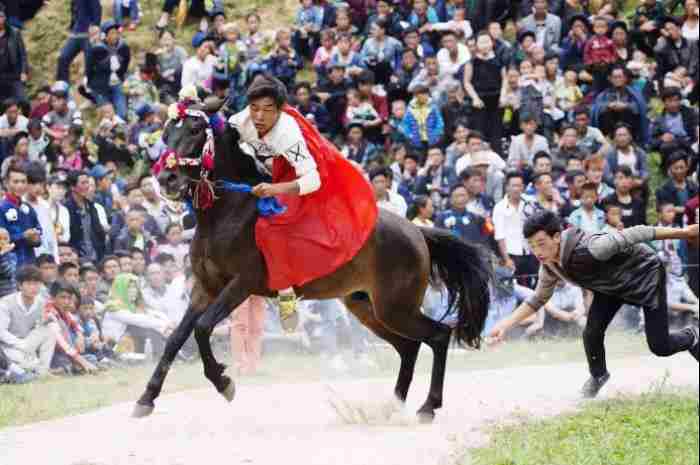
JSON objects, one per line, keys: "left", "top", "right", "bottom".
{"left": 195, "top": 277, "right": 250, "bottom": 401}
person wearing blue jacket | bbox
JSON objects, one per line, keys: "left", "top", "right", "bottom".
{"left": 0, "top": 165, "right": 41, "bottom": 267}
{"left": 85, "top": 20, "right": 131, "bottom": 119}
{"left": 56, "top": 0, "right": 102, "bottom": 83}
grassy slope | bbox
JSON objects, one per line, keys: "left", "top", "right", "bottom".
{"left": 465, "top": 390, "right": 699, "bottom": 465}
{"left": 0, "top": 332, "right": 648, "bottom": 429}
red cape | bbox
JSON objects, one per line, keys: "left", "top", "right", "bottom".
{"left": 255, "top": 105, "right": 379, "bottom": 290}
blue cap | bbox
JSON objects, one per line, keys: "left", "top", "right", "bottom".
{"left": 136, "top": 103, "right": 155, "bottom": 120}
{"left": 101, "top": 19, "right": 121, "bottom": 35}
{"left": 88, "top": 164, "right": 111, "bottom": 180}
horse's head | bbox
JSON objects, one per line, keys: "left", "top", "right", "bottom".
{"left": 155, "top": 96, "right": 238, "bottom": 202}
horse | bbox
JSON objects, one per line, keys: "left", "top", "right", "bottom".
{"left": 132, "top": 98, "right": 491, "bottom": 423}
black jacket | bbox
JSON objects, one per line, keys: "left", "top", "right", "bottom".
{"left": 0, "top": 25, "right": 27, "bottom": 81}
{"left": 650, "top": 106, "right": 699, "bottom": 152}
{"left": 654, "top": 37, "right": 698, "bottom": 79}
{"left": 86, "top": 40, "right": 131, "bottom": 94}
{"left": 656, "top": 179, "right": 699, "bottom": 226}
{"left": 64, "top": 193, "right": 107, "bottom": 262}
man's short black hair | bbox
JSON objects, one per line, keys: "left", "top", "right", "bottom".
{"left": 80, "top": 265, "right": 99, "bottom": 278}
{"left": 246, "top": 74, "right": 288, "bottom": 108}
{"left": 505, "top": 170, "right": 525, "bottom": 186}
{"left": 533, "top": 151, "right": 552, "bottom": 166}
{"left": 573, "top": 106, "right": 590, "bottom": 118}
{"left": 58, "top": 262, "right": 79, "bottom": 276}
{"left": 368, "top": 167, "right": 390, "bottom": 182}
{"left": 459, "top": 166, "right": 484, "bottom": 182}
{"left": 5, "top": 163, "right": 27, "bottom": 180}
{"left": 155, "top": 253, "right": 176, "bottom": 265}
{"left": 565, "top": 169, "right": 586, "bottom": 184}
{"left": 466, "top": 130, "right": 484, "bottom": 143}
{"left": 36, "top": 254, "right": 56, "bottom": 267}
{"left": 50, "top": 279, "right": 81, "bottom": 301}
{"left": 523, "top": 210, "right": 562, "bottom": 239}
{"left": 16, "top": 266, "right": 43, "bottom": 285}
{"left": 667, "top": 151, "right": 689, "bottom": 167}
{"left": 613, "top": 165, "right": 634, "bottom": 178}
{"left": 661, "top": 87, "right": 683, "bottom": 101}
{"left": 99, "top": 255, "right": 120, "bottom": 272}
{"left": 26, "top": 161, "right": 47, "bottom": 184}
{"left": 66, "top": 170, "right": 88, "bottom": 188}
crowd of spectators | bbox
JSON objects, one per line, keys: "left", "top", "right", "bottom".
{"left": 1, "top": 0, "right": 699, "bottom": 383}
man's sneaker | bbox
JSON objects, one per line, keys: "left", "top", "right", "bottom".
{"left": 582, "top": 372, "right": 611, "bottom": 399}
{"left": 686, "top": 327, "right": 699, "bottom": 362}
{"left": 278, "top": 294, "right": 300, "bottom": 333}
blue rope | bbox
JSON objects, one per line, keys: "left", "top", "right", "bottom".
{"left": 218, "top": 180, "right": 287, "bottom": 217}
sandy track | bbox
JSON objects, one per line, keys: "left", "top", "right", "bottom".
{"left": 1, "top": 355, "right": 697, "bottom": 465}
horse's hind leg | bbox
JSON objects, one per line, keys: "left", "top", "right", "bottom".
{"left": 133, "top": 307, "right": 201, "bottom": 417}
{"left": 343, "top": 296, "right": 420, "bottom": 403}
{"left": 373, "top": 296, "right": 452, "bottom": 423}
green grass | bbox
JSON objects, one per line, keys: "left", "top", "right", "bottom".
{"left": 0, "top": 332, "right": 648, "bottom": 429}
{"left": 464, "top": 390, "right": 699, "bottom": 465}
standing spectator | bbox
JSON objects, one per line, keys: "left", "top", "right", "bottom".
{"left": 520, "top": 0, "right": 562, "bottom": 53}
{"left": 602, "top": 166, "right": 647, "bottom": 228}
{"left": 113, "top": 0, "right": 140, "bottom": 31}
{"left": 459, "top": 167, "right": 495, "bottom": 219}
{"left": 371, "top": 167, "right": 407, "bottom": 217}
{"left": 0, "top": 265, "right": 54, "bottom": 377}
{"left": 463, "top": 32, "right": 504, "bottom": 155}
{"left": 0, "top": 5, "right": 27, "bottom": 103}
{"left": 583, "top": 16, "right": 617, "bottom": 93}
{"left": 64, "top": 170, "right": 106, "bottom": 263}
{"left": 591, "top": 66, "right": 649, "bottom": 144}
{"left": 683, "top": 0, "right": 700, "bottom": 41}
{"left": 568, "top": 182, "right": 606, "bottom": 233}
{"left": 399, "top": 85, "right": 444, "bottom": 152}
{"left": 56, "top": 0, "right": 101, "bottom": 84}
{"left": 657, "top": 152, "right": 699, "bottom": 227}
{"left": 0, "top": 165, "right": 41, "bottom": 266}
{"left": 292, "top": 0, "right": 323, "bottom": 61}
{"left": 494, "top": 171, "right": 539, "bottom": 288}
{"left": 25, "top": 163, "right": 58, "bottom": 260}
{"left": 436, "top": 31, "right": 470, "bottom": 79}
{"left": 230, "top": 296, "right": 267, "bottom": 376}
{"left": 85, "top": 20, "right": 131, "bottom": 120}
{"left": 415, "top": 146, "right": 455, "bottom": 211}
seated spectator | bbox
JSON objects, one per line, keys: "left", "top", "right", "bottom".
{"left": 76, "top": 296, "right": 114, "bottom": 363}
{"left": 123, "top": 53, "right": 160, "bottom": 123}
{"left": 568, "top": 182, "right": 606, "bottom": 233}
{"left": 97, "top": 255, "right": 119, "bottom": 302}
{"left": 265, "top": 28, "right": 304, "bottom": 90}
{"left": 507, "top": 114, "right": 550, "bottom": 172}
{"left": 604, "top": 123, "right": 649, "bottom": 188}
{"left": 113, "top": 207, "right": 154, "bottom": 255}
{"left": 130, "top": 248, "right": 147, "bottom": 277}
{"left": 365, "top": 0, "right": 403, "bottom": 38}
{"left": 329, "top": 33, "right": 364, "bottom": 81}
{"left": 293, "top": 82, "right": 330, "bottom": 135}
{"left": 154, "top": 29, "right": 188, "bottom": 103}
{"left": 142, "top": 263, "right": 188, "bottom": 331}
{"left": 0, "top": 98, "right": 28, "bottom": 160}
{"left": 345, "top": 88, "right": 382, "bottom": 131}
{"left": 311, "top": 29, "right": 335, "bottom": 81}
{"left": 573, "top": 107, "right": 610, "bottom": 158}
{"left": 79, "top": 265, "right": 103, "bottom": 309}
{"left": 656, "top": 152, "right": 699, "bottom": 227}
{"left": 181, "top": 35, "right": 216, "bottom": 91}
{"left": 455, "top": 130, "right": 507, "bottom": 177}
{"left": 340, "top": 124, "right": 379, "bottom": 168}
{"left": 436, "top": 31, "right": 470, "bottom": 79}
{"left": 409, "top": 195, "right": 435, "bottom": 227}
{"left": 316, "top": 64, "right": 351, "bottom": 137}
{"left": 525, "top": 172, "right": 561, "bottom": 215}
{"left": 399, "top": 84, "right": 445, "bottom": 152}
{"left": 0, "top": 266, "right": 54, "bottom": 378}
{"left": 560, "top": 15, "right": 590, "bottom": 71}
{"left": 415, "top": 146, "right": 456, "bottom": 211}
{"left": 26, "top": 118, "right": 50, "bottom": 163}
{"left": 603, "top": 166, "right": 647, "bottom": 227}
{"left": 440, "top": 83, "right": 470, "bottom": 138}
{"left": 58, "top": 261, "right": 80, "bottom": 287}
{"left": 0, "top": 226, "right": 16, "bottom": 298}
{"left": 64, "top": 171, "right": 107, "bottom": 264}
{"left": 584, "top": 153, "right": 614, "bottom": 200}
{"left": 157, "top": 223, "right": 188, "bottom": 270}
{"left": 654, "top": 16, "right": 698, "bottom": 81}
{"left": 370, "top": 167, "right": 407, "bottom": 217}
{"left": 115, "top": 250, "right": 133, "bottom": 274}
{"left": 85, "top": 20, "right": 130, "bottom": 119}
{"left": 408, "top": 55, "right": 454, "bottom": 104}
{"left": 41, "top": 85, "right": 82, "bottom": 142}
{"left": 0, "top": 165, "right": 42, "bottom": 267}
{"left": 36, "top": 253, "right": 57, "bottom": 291}
{"left": 292, "top": 0, "right": 323, "bottom": 61}
{"left": 554, "top": 67, "right": 583, "bottom": 119}
{"left": 543, "top": 282, "right": 587, "bottom": 337}
{"left": 551, "top": 125, "right": 586, "bottom": 168}
{"left": 101, "top": 273, "right": 171, "bottom": 358}
{"left": 591, "top": 65, "right": 649, "bottom": 144}
{"left": 560, "top": 169, "right": 586, "bottom": 218}
{"left": 603, "top": 203, "right": 625, "bottom": 233}
{"left": 437, "top": 184, "right": 492, "bottom": 246}
{"left": 650, "top": 88, "right": 699, "bottom": 160}
{"left": 43, "top": 280, "right": 98, "bottom": 374}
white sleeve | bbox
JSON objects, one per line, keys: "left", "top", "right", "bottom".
{"left": 493, "top": 203, "right": 506, "bottom": 241}
{"left": 274, "top": 115, "right": 321, "bottom": 196}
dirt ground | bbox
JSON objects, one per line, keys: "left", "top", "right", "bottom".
{"left": 1, "top": 354, "right": 697, "bottom": 465}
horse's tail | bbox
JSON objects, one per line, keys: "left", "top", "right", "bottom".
{"left": 420, "top": 227, "right": 492, "bottom": 349}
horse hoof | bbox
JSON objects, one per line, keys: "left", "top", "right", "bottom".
{"left": 417, "top": 410, "right": 435, "bottom": 424}
{"left": 221, "top": 380, "right": 236, "bottom": 403}
{"left": 132, "top": 403, "right": 155, "bottom": 418}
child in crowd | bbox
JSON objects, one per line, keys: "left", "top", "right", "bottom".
{"left": 584, "top": 17, "right": 617, "bottom": 94}
{"left": 568, "top": 182, "right": 606, "bottom": 233}
{"left": 312, "top": 29, "right": 336, "bottom": 80}
{"left": 603, "top": 203, "right": 625, "bottom": 233}
{"left": 59, "top": 140, "right": 83, "bottom": 171}
{"left": 345, "top": 88, "right": 381, "bottom": 127}
{"left": 157, "top": 223, "right": 189, "bottom": 270}
{"left": 77, "top": 296, "right": 115, "bottom": 364}
{"left": 217, "top": 23, "right": 247, "bottom": 81}
{"left": 555, "top": 68, "right": 584, "bottom": 119}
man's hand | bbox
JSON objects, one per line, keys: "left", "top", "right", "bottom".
{"left": 252, "top": 183, "right": 281, "bottom": 198}
{"left": 23, "top": 229, "right": 41, "bottom": 245}
{"left": 503, "top": 257, "right": 516, "bottom": 271}
{"left": 0, "top": 242, "right": 15, "bottom": 255}
{"left": 488, "top": 320, "right": 511, "bottom": 345}
{"left": 684, "top": 224, "right": 699, "bottom": 241}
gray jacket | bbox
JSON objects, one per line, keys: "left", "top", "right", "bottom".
{"left": 527, "top": 226, "right": 662, "bottom": 311}
{"left": 520, "top": 14, "right": 562, "bottom": 54}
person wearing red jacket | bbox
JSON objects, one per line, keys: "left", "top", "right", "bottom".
{"left": 584, "top": 17, "right": 618, "bottom": 94}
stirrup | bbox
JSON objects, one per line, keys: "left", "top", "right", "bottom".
{"left": 278, "top": 293, "right": 300, "bottom": 333}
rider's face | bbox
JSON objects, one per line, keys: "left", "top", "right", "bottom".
{"left": 249, "top": 97, "right": 281, "bottom": 138}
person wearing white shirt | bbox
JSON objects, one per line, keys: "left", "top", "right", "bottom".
{"left": 493, "top": 172, "right": 539, "bottom": 288}
{"left": 436, "top": 32, "right": 470, "bottom": 79}
{"left": 507, "top": 115, "right": 551, "bottom": 170}
{"left": 181, "top": 38, "right": 217, "bottom": 90}
{"left": 370, "top": 168, "right": 408, "bottom": 217}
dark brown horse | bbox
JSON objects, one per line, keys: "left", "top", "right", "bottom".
{"left": 133, "top": 99, "right": 491, "bottom": 422}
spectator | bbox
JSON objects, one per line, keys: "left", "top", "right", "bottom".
{"left": 0, "top": 265, "right": 54, "bottom": 377}
{"left": 181, "top": 35, "right": 216, "bottom": 91}
{"left": 409, "top": 195, "right": 435, "bottom": 227}
{"left": 266, "top": 28, "right": 304, "bottom": 90}
{"left": 656, "top": 152, "right": 699, "bottom": 227}
{"left": 683, "top": 0, "right": 699, "bottom": 41}
{"left": 415, "top": 146, "right": 455, "bottom": 211}
{"left": 507, "top": 114, "right": 550, "bottom": 171}
{"left": 584, "top": 153, "right": 614, "bottom": 200}
{"left": 42, "top": 85, "right": 82, "bottom": 143}
{"left": 56, "top": 0, "right": 101, "bottom": 84}
{"left": 591, "top": 66, "right": 649, "bottom": 144}
{"left": 462, "top": 32, "right": 504, "bottom": 155}
{"left": 154, "top": 29, "right": 187, "bottom": 103}
{"left": 58, "top": 261, "right": 80, "bottom": 287}
{"left": 86, "top": 20, "right": 130, "bottom": 120}
{"left": 399, "top": 84, "right": 444, "bottom": 152}
{"left": 293, "top": 82, "right": 330, "bottom": 135}
{"left": 113, "top": 207, "right": 153, "bottom": 255}
{"left": 58, "top": 243, "right": 80, "bottom": 266}
{"left": 64, "top": 170, "right": 106, "bottom": 263}
{"left": 142, "top": 263, "right": 188, "bottom": 333}
{"left": 459, "top": 167, "right": 495, "bottom": 219}
{"left": 436, "top": 31, "right": 470, "bottom": 79}
{"left": 543, "top": 282, "right": 587, "bottom": 337}
{"left": 340, "top": 123, "right": 379, "bottom": 168}
{"left": 560, "top": 15, "right": 591, "bottom": 71}
{"left": 113, "top": 0, "right": 140, "bottom": 31}
{"left": 583, "top": 16, "right": 617, "bottom": 93}
{"left": 494, "top": 171, "right": 539, "bottom": 288}
{"left": 604, "top": 123, "right": 649, "bottom": 188}
{"left": 0, "top": 5, "right": 27, "bottom": 103}
{"left": 574, "top": 107, "right": 610, "bottom": 158}
{"left": 371, "top": 167, "right": 407, "bottom": 217}
{"left": 437, "top": 184, "right": 492, "bottom": 246}
{"left": 603, "top": 166, "right": 647, "bottom": 228}
{"left": 0, "top": 98, "right": 28, "bottom": 160}
{"left": 551, "top": 125, "right": 586, "bottom": 167}
{"left": 0, "top": 226, "right": 15, "bottom": 297}
{"left": 684, "top": 194, "right": 699, "bottom": 297}
{"left": 650, "top": 88, "right": 699, "bottom": 159}
{"left": 654, "top": 16, "right": 698, "bottom": 81}
{"left": 520, "top": 0, "right": 562, "bottom": 53}
{"left": 123, "top": 54, "right": 160, "bottom": 123}
{"left": 292, "top": 0, "right": 323, "bottom": 61}
{"left": 568, "top": 182, "right": 606, "bottom": 233}
{"left": 560, "top": 169, "right": 587, "bottom": 222}
{"left": 25, "top": 163, "right": 58, "bottom": 260}
{"left": 0, "top": 165, "right": 41, "bottom": 266}
{"left": 527, "top": 172, "right": 560, "bottom": 214}
{"left": 36, "top": 254, "right": 57, "bottom": 289}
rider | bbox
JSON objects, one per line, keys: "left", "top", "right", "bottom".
{"left": 228, "top": 74, "right": 378, "bottom": 332}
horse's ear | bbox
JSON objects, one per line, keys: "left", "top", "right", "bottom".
{"left": 203, "top": 96, "right": 224, "bottom": 114}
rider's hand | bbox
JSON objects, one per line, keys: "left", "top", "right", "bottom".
{"left": 487, "top": 321, "right": 510, "bottom": 345}
{"left": 252, "top": 183, "right": 279, "bottom": 198}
